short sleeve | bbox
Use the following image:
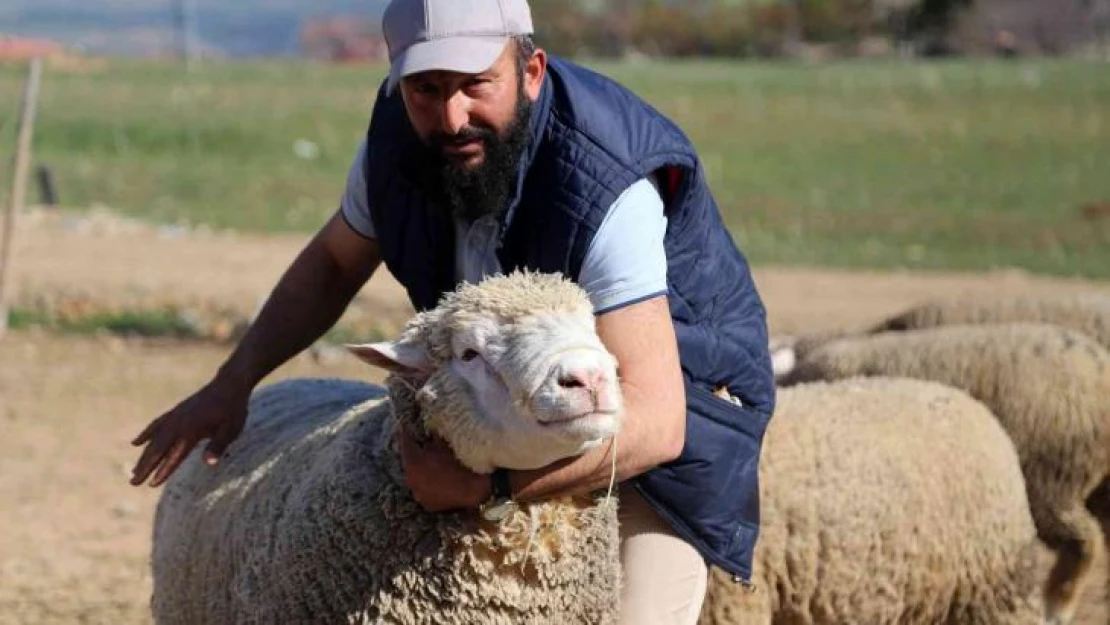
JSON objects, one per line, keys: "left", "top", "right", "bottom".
{"left": 339, "top": 139, "right": 376, "bottom": 239}
{"left": 578, "top": 177, "right": 669, "bottom": 315}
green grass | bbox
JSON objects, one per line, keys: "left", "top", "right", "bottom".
{"left": 8, "top": 306, "right": 203, "bottom": 338}
{"left": 7, "top": 305, "right": 386, "bottom": 343}
{"left": 1, "top": 56, "right": 1108, "bottom": 279}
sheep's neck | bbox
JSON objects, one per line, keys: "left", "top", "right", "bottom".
{"left": 460, "top": 494, "right": 604, "bottom": 579}
{"left": 386, "top": 373, "right": 431, "bottom": 443}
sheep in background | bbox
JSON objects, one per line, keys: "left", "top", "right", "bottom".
{"left": 779, "top": 322, "right": 1110, "bottom": 625}
{"left": 771, "top": 291, "right": 1110, "bottom": 379}
{"left": 870, "top": 292, "right": 1110, "bottom": 348}
{"left": 149, "top": 271, "right": 626, "bottom": 625}
{"left": 700, "top": 376, "right": 1042, "bottom": 625}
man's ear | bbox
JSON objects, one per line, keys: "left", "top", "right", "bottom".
{"left": 524, "top": 47, "right": 547, "bottom": 101}
{"left": 346, "top": 339, "right": 431, "bottom": 375}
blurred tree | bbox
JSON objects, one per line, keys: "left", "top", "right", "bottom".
{"left": 881, "top": 0, "right": 974, "bottom": 54}
{"left": 909, "top": 0, "right": 974, "bottom": 53}
{"left": 526, "top": 0, "right": 979, "bottom": 59}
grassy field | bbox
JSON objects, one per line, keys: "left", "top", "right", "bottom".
{"left": 1, "top": 56, "right": 1108, "bottom": 279}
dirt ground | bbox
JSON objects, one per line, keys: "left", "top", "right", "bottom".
{"left": 2, "top": 206, "right": 1108, "bottom": 624}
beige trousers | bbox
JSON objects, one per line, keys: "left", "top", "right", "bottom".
{"left": 617, "top": 483, "right": 709, "bottom": 625}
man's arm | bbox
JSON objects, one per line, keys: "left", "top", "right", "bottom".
{"left": 507, "top": 293, "right": 687, "bottom": 500}
{"left": 218, "top": 211, "right": 382, "bottom": 387}
{"left": 502, "top": 175, "right": 686, "bottom": 499}
{"left": 222, "top": 134, "right": 381, "bottom": 386}
{"left": 129, "top": 211, "right": 381, "bottom": 487}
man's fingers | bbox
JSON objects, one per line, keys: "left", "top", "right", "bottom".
{"left": 130, "top": 415, "right": 164, "bottom": 446}
{"left": 150, "top": 438, "right": 194, "bottom": 487}
{"left": 130, "top": 435, "right": 171, "bottom": 486}
{"left": 203, "top": 421, "right": 241, "bottom": 466}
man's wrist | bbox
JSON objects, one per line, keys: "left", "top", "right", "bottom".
{"left": 490, "top": 468, "right": 513, "bottom": 500}
{"left": 471, "top": 469, "right": 495, "bottom": 507}
{"left": 478, "top": 468, "right": 514, "bottom": 505}
{"left": 478, "top": 468, "right": 520, "bottom": 521}
{"left": 216, "top": 350, "right": 264, "bottom": 388}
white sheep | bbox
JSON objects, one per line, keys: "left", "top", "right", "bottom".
{"left": 771, "top": 291, "right": 1110, "bottom": 378}
{"left": 148, "top": 271, "right": 627, "bottom": 624}
{"left": 868, "top": 292, "right": 1110, "bottom": 349}
{"left": 699, "top": 376, "right": 1043, "bottom": 625}
{"left": 777, "top": 322, "right": 1110, "bottom": 625}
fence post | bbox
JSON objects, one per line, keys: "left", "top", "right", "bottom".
{"left": 0, "top": 56, "right": 44, "bottom": 340}
{"left": 36, "top": 164, "right": 58, "bottom": 206}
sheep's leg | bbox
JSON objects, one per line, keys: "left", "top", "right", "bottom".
{"left": 1038, "top": 503, "right": 1104, "bottom": 625}
{"left": 1083, "top": 478, "right": 1110, "bottom": 625}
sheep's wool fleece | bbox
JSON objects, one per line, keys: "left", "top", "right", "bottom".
{"left": 872, "top": 292, "right": 1110, "bottom": 349}
{"left": 785, "top": 322, "right": 1110, "bottom": 533}
{"left": 699, "top": 377, "right": 1042, "bottom": 625}
{"left": 150, "top": 377, "right": 621, "bottom": 625}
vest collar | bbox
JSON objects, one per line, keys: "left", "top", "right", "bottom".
{"left": 496, "top": 70, "right": 553, "bottom": 247}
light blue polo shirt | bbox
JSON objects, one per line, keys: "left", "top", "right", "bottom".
{"left": 340, "top": 139, "right": 669, "bottom": 315}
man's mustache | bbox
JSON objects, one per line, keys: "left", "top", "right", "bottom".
{"left": 429, "top": 125, "right": 495, "bottom": 149}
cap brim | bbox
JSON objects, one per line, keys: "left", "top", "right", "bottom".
{"left": 386, "top": 36, "right": 509, "bottom": 96}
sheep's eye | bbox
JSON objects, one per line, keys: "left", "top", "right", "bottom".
{"left": 460, "top": 348, "right": 480, "bottom": 362}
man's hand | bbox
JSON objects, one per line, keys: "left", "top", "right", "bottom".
{"left": 396, "top": 427, "right": 490, "bottom": 512}
{"left": 129, "top": 377, "right": 251, "bottom": 487}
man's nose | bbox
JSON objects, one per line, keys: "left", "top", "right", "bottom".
{"left": 439, "top": 92, "right": 469, "bottom": 136}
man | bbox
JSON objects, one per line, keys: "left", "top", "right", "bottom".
{"left": 129, "top": 1, "right": 776, "bottom": 623}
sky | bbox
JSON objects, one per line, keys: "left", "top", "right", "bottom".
{"left": 4, "top": 0, "right": 389, "bottom": 57}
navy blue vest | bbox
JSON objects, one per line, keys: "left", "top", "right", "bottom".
{"left": 361, "top": 57, "right": 776, "bottom": 582}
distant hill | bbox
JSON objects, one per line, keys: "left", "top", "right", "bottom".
{"left": 2, "top": 0, "right": 390, "bottom": 57}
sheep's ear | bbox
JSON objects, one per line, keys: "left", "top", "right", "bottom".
{"left": 345, "top": 340, "right": 431, "bottom": 375}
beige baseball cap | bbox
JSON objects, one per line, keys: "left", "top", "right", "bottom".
{"left": 382, "top": 0, "right": 535, "bottom": 95}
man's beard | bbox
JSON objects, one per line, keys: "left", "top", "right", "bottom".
{"left": 415, "top": 86, "right": 533, "bottom": 223}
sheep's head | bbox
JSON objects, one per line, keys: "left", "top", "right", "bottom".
{"left": 348, "top": 271, "right": 623, "bottom": 474}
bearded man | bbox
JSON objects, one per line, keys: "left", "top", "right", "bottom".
{"left": 128, "top": 1, "right": 777, "bottom": 622}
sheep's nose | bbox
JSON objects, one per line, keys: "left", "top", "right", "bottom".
{"left": 552, "top": 362, "right": 617, "bottom": 413}
{"left": 557, "top": 368, "right": 605, "bottom": 390}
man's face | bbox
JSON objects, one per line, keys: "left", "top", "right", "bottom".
{"left": 400, "top": 41, "right": 546, "bottom": 222}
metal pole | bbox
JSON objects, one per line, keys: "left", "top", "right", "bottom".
{"left": 0, "top": 57, "right": 44, "bottom": 340}
{"left": 782, "top": 0, "right": 803, "bottom": 57}
{"left": 173, "top": 0, "right": 200, "bottom": 71}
